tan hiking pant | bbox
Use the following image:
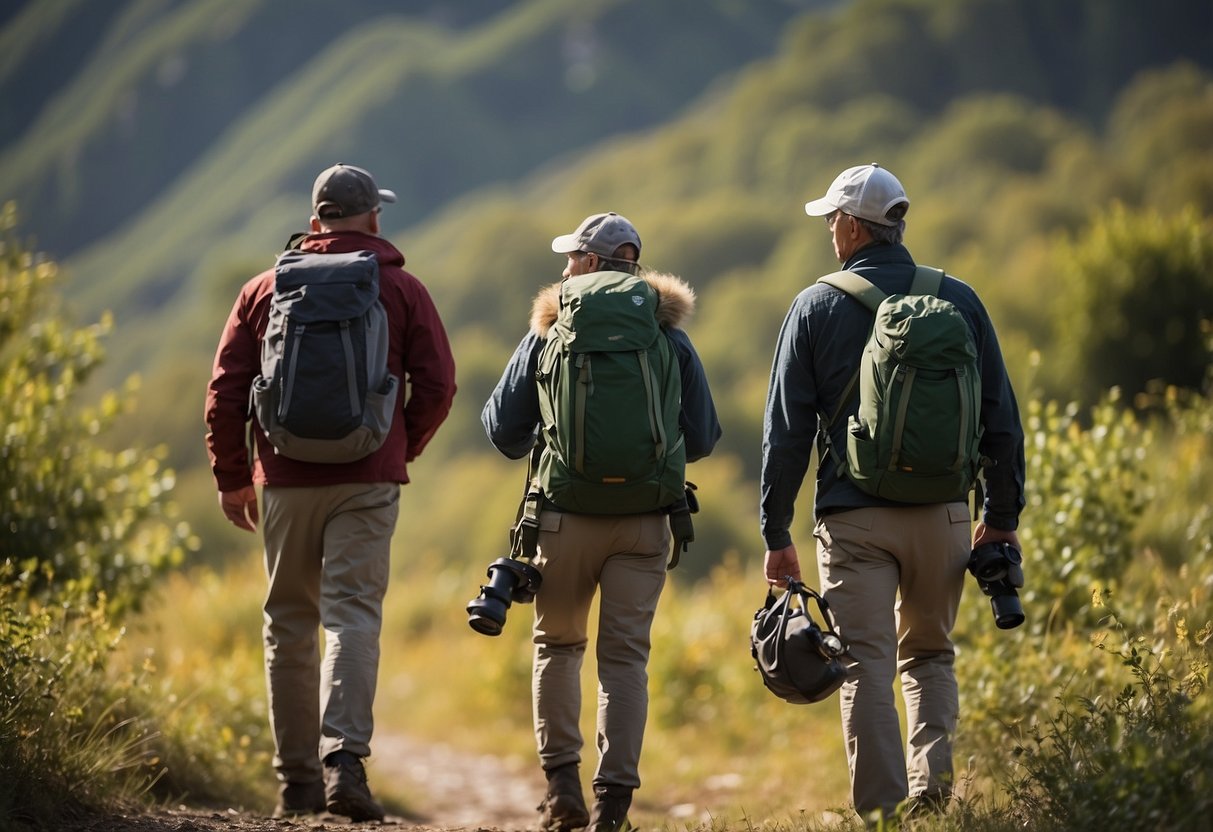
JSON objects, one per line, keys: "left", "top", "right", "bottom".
{"left": 530, "top": 509, "right": 670, "bottom": 790}
{"left": 814, "top": 503, "right": 971, "bottom": 817}
{"left": 261, "top": 482, "right": 399, "bottom": 783}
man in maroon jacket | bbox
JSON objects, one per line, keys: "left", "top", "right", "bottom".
{"left": 205, "top": 164, "right": 457, "bottom": 821}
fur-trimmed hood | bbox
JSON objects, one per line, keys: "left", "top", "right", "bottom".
{"left": 529, "top": 270, "right": 696, "bottom": 337}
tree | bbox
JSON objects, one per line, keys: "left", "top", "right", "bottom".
{"left": 1049, "top": 204, "right": 1213, "bottom": 405}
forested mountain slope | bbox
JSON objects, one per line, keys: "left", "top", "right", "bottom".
{"left": 3, "top": 0, "right": 1210, "bottom": 572}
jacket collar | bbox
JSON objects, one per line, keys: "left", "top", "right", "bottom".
{"left": 287, "top": 230, "right": 407, "bottom": 268}
{"left": 529, "top": 270, "right": 697, "bottom": 337}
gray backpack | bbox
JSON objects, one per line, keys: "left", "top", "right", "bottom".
{"left": 251, "top": 250, "right": 399, "bottom": 463}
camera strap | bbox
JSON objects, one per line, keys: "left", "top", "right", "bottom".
{"left": 509, "top": 445, "right": 544, "bottom": 561}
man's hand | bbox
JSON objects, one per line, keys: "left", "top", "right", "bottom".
{"left": 764, "top": 544, "right": 802, "bottom": 588}
{"left": 219, "top": 486, "right": 260, "bottom": 533}
{"left": 973, "top": 521, "right": 1019, "bottom": 552}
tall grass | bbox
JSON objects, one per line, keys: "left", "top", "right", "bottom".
{"left": 0, "top": 564, "right": 161, "bottom": 827}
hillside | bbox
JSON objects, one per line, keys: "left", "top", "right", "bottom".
{"left": 4, "top": 0, "right": 1212, "bottom": 574}
{"left": 0, "top": 0, "right": 812, "bottom": 303}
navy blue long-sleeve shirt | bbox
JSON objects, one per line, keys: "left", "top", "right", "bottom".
{"left": 760, "top": 242, "right": 1026, "bottom": 550}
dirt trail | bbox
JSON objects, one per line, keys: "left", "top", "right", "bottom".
{"left": 58, "top": 732, "right": 547, "bottom": 832}
{"left": 372, "top": 732, "right": 545, "bottom": 828}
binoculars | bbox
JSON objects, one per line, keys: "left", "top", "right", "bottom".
{"left": 968, "top": 541, "right": 1025, "bottom": 630}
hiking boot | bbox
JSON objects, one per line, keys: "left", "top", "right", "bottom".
{"left": 324, "top": 750, "right": 385, "bottom": 822}
{"left": 537, "top": 763, "right": 589, "bottom": 832}
{"left": 587, "top": 784, "right": 632, "bottom": 832}
{"left": 272, "top": 779, "right": 325, "bottom": 818}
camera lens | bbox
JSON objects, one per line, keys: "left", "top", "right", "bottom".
{"left": 466, "top": 558, "right": 543, "bottom": 637}
{"left": 467, "top": 603, "right": 506, "bottom": 636}
{"left": 990, "top": 593, "right": 1025, "bottom": 630}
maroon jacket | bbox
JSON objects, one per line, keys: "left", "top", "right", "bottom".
{"left": 205, "top": 231, "right": 457, "bottom": 492}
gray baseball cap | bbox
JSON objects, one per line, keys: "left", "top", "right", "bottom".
{"left": 804, "top": 163, "right": 909, "bottom": 226}
{"left": 312, "top": 163, "right": 397, "bottom": 220}
{"left": 551, "top": 212, "right": 642, "bottom": 257}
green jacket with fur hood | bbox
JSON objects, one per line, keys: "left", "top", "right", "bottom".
{"left": 482, "top": 269, "right": 722, "bottom": 464}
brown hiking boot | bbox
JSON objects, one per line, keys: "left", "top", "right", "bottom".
{"left": 324, "top": 750, "right": 385, "bottom": 822}
{"left": 272, "top": 779, "right": 325, "bottom": 818}
{"left": 537, "top": 763, "right": 589, "bottom": 831}
{"left": 587, "top": 784, "right": 632, "bottom": 832}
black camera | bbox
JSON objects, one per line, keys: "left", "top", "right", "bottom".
{"left": 967, "top": 541, "right": 1025, "bottom": 630}
{"left": 466, "top": 557, "right": 543, "bottom": 637}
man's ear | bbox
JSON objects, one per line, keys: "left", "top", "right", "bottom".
{"left": 310, "top": 216, "right": 322, "bottom": 232}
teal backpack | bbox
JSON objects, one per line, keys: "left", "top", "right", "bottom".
{"left": 535, "top": 270, "right": 686, "bottom": 514}
{"left": 817, "top": 266, "right": 983, "bottom": 504}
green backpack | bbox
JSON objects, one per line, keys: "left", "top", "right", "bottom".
{"left": 535, "top": 270, "right": 686, "bottom": 514}
{"left": 818, "top": 266, "right": 983, "bottom": 504}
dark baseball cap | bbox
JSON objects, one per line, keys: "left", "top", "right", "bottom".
{"left": 312, "top": 163, "right": 397, "bottom": 220}
{"left": 551, "top": 212, "right": 642, "bottom": 257}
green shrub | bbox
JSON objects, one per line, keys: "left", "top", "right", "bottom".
{"left": 0, "top": 208, "right": 195, "bottom": 827}
{"left": 1003, "top": 597, "right": 1212, "bottom": 831}
{"left": 0, "top": 563, "right": 160, "bottom": 827}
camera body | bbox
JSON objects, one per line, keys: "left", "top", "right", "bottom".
{"left": 466, "top": 557, "right": 543, "bottom": 636}
{"left": 967, "top": 541, "right": 1025, "bottom": 629}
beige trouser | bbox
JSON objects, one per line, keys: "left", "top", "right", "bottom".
{"left": 531, "top": 509, "right": 670, "bottom": 790}
{"left": 813, "top": 503, "right": 971, "bottom": 817}
{"left": 261, "top": 482, "right": 399, "bottom": 783}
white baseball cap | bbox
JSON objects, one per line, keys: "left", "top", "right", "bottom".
{"left": 804, "top": 163, "right": 909, "bottom": 227}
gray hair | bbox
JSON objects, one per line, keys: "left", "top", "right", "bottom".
{"left": 598, "top": 256, "right": 641, "bottom": 275}
{"left": 856, "top": 216, "right": 905, "bottom": 246}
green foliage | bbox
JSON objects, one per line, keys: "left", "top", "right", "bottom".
{"left": 954, "top": 362, "right": 1213, "bottom": 829}
{"left": 116, "top": 567, "right": 276, "bottom": 809}
{"left": 1050, "top": 204, "right": 1213, "bottom": 403}
{"left": 0, "top": 203, "right": 192, "bottom": 613}
{"left": 0, "top": 213, "right": 202, "bottom": 825}
{"left": 0, "top": 562, "right": 162, "bottom": 827}
{"left": 957, "top": 386, "right": 1158, "bottom": 756}
{"left": 1133, "top": 344, "right": 1213, "bottom": 571}
{"left": 1003, "top": 599, "right": 1213, "bottom": 831}
{"left": 1017, "top": 389, "right": 1153, "bottom": 625}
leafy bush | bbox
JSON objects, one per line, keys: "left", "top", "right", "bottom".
{"left": 1004, "top": 596, "right": 1212, "bottom": 831}
{"left": 0, "top": 209, "right": 196, "bottom": 826}
{"left": 0, "top": 203, "right": 193, "bottom": 614}
{"left": 1050, "top": 204, "right": 1213, "bottom": 405}
{"left": 0, "top": 563, "right": 161, "bottom": 827}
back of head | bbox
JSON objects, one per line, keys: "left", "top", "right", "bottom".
{"left": 551, "top": 212, "right": 642, "bottom": 264}
{"left": 312, "top": 164, "right": 397, "bottom": 230}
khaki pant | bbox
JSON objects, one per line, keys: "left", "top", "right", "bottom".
{"left": 813, "top": 503, "right": 971, "bottom": 817}
{"left": 261, "top": 482, "right": 399, "bottom": 783}
{"left": 531, "top": 510, "right": 670, "bottom": 790}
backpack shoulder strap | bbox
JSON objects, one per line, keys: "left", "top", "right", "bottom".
{"left": 817, "top": 270, "right": 886, "bottom": 312}
{"left": 814, "top": 270, "right": 883, "bottom": 477}
{"left": 910, "top": 265, "right": 945, "bottom": 297}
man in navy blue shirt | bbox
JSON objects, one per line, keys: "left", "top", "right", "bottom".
{"left": 760, "top": 164, "right": 1025, "bottom": 823}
